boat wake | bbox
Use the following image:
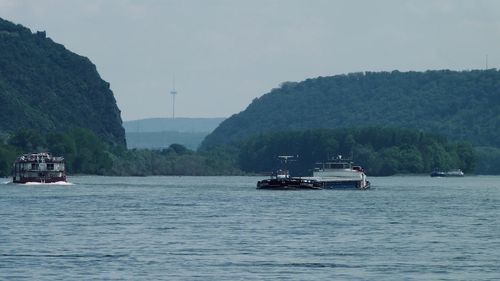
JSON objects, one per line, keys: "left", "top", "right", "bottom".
{"left": 2, "top": 181, "right": 74, "bottom": 186}
{"left": 23, "top": 181, "right": 74, "bottom": 186}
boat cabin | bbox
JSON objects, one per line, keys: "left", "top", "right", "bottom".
{"left": 13, "top": 152, "right": 66, "bottom": 183}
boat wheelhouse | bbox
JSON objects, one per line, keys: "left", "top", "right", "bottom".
{"left": 302, "top": 156, "right": 370, "bottom": 189}
{"left": 13, "top": 152, "right": 66, "bottom": 183}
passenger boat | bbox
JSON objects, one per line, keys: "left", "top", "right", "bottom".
{"left": 301, "top": 156, "right": 370, "bottom": 189}
{"left": 12, "top": 152, "right": 66, "bottom": 183}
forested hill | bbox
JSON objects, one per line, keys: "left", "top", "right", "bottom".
{"left": 201, "top": 70, "right": 500, "bottom": 150}
{"left": 0, "top": 18, "right": 125, "bottom": 146}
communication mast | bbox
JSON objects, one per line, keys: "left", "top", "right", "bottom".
{"left": 170, "top": 76, "right": 177, "bottom": 119}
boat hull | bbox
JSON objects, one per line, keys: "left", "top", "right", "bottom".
{"left": 301, "top": 176, "right": 370, "bottom": 189}
{"left": 430, "top": 170, "right": 464, "bottom": 177}
{"left": 430, "top": 171, "right": 446, "bottom": 177}
{"left": 13, "top": 176, "right": 66, "bottom": 184}
{"left": 257, "top": 178, "right": 321, "bottom": 190}
{"left": 313, "top": 179, "right": 370, "bottom": 189}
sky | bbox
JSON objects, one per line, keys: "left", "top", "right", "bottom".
{"left": 1, "top": 0, "right": 499, "bottom": 121}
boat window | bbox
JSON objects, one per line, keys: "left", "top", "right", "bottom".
{"left": 330, "top": 163, "right": 348, "bottom": 169}
{"left": 31, "top": 163, "right": 39, "bottom": 170}
{"left": 47, "top": 163, "right": 54, "bottom": 170}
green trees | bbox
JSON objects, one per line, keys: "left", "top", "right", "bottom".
{"left": 201, "top": 69, "right": 500, "bottom": 150}
{"left": 0, "top": 126, "right": 480, "bottom": 177}
{"left": 474, "top": 146, "right": 500, "bottom": 174}
{"left": 110, "top": 144, "right": 239, "bottom": 176}
{"left": 0, "top": 127, "right": 239, "bottom": 177}
{"left": 70, "top": 128, "right": 112, "bottom": 174}
{"left": 7, "top": 129, "right": 46, "bottom": 152}
{"left": 0, "top": 144, "right": 17, "bottom": 177}
{"left": 0, "top": 128, "right": 112, "bottom": 176}
{"left": 0, "top": 17, "right": 125, "bottom": 146}
{"left": 236, "top": 127, "right": 476, "bottom": 176}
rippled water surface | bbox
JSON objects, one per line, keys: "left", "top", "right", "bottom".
{"left": 1, "top": 176, "right": 499, "bottom": 280}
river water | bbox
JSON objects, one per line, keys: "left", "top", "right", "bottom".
{"left": 0, "top": 176, "right": 499, "bottom": 280}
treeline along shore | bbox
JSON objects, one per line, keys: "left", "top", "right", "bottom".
{"left": 0, "top": 126, "right": 485, "bottom": 177}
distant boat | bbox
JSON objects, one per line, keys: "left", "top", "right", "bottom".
{"left": 430, "top": 169, "right": 464, "bottom": 177}
{"left": 430, "top": 170, "right": 446, "bottom": 177}
{"left": 301, "top": 156, "right": 371, "bottom": 189}
{"left": 12, "top": 152, "right": 66, "bottom": 183}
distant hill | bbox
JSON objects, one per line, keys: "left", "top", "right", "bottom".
{"left": 123, "top": 117, "right": 225, "bottom": 133}
{"left": 126, "top": 131, "right": 208, "bottom": 150}
{"left": 0, "top": 18, "right": 125, "bottom": 146}
{"left": 123, "top": 117, "right": 225, "bottom": 150}
{"left": 201, "top": 70, "right": 500, "bottom": 150}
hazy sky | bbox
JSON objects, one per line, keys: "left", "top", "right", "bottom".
{"left": 1, "top": 0, "right": 499, "bottom": 120}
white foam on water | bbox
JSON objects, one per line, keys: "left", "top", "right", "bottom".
{"left": 2, "top": 180, "right": 75, "bottom": 185}
{"left": 23, "top": 181, "right": 74, "bottom": 186}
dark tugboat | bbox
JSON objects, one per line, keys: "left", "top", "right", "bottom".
{"left": 12, "top": 152, "right": 66, "bottom": 183}
{"left": 257, "top": 156, "right": 321, "bottom": 190}
{"left": 257, "top": 169, "right": 321, "bottom": 190}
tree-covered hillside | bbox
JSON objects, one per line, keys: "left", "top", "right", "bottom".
{"left": 0, "top": 18, "right": 125, "bottom": 146}
{"left": 238, "top": 127, "right": 476, "bottom": 176}
{"left": 201, "top": 70, "right": 500, "bottom": 150}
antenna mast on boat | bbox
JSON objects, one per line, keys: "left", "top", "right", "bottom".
{"left": 170, "top": 75, "right": 177, "bottom": 119}
{"left": 277, "top": 155, "right": 297, "bottom": 164}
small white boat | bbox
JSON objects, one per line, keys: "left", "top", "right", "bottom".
{"left": 445, "top": 169, "right": 465, "bottom": 177}
{"left": 431, "top": 169, "right": 464, "bottom": 177}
